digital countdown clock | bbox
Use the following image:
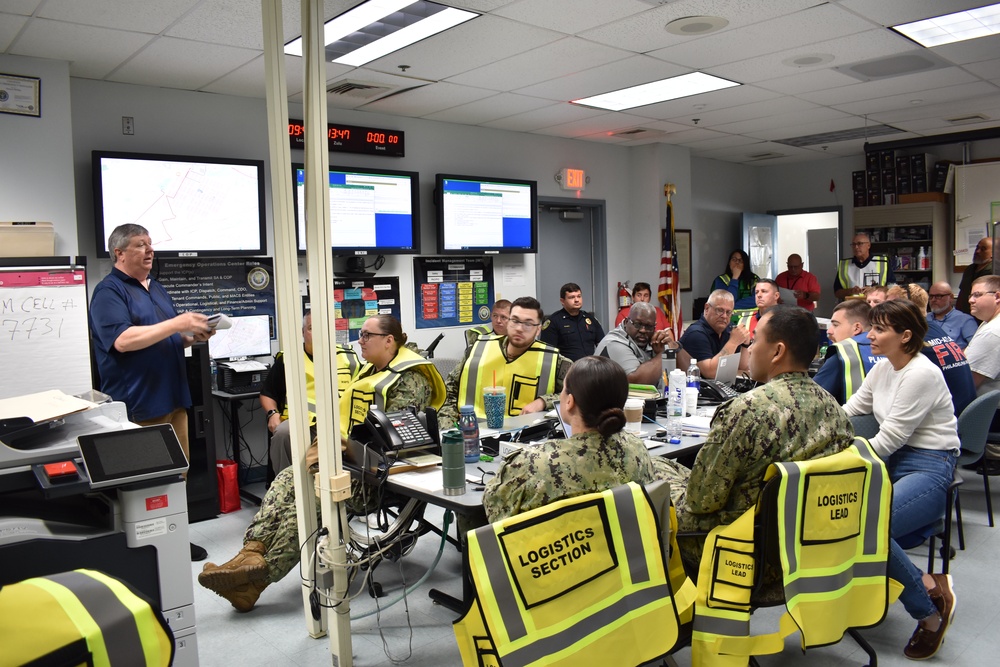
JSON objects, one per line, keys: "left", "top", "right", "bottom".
{"left": 288, "top": 119, "right": 404, "bottom": 157}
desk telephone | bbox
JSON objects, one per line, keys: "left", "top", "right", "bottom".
{"left": 699, "top": 378, "right": 739, "bottom": 402}
{"left": 357, "top": 408, "right": 437, "bottom": 453}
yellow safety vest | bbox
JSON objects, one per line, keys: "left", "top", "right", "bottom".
{"left": 465, "top": 323, "right": 494, "bottom": 349}
{"left": 454, "top": 481, "right": 696, "bottom": 667}
{"left": 837, "top": 256, "right": 889, "bottom": 291}
{"left": 691, "top": 437, "right": 900, "bottom": 666}
{"left": 833, "top": 338, "right": 867, "bottom": 402}
{"left": 278, "top": 345, "right": 359, "bottom": 423}
{"left": 339, "top": 347, "right": 446, "bottom": 437}
{"left": 0, "top": 569, "right": 173, "bottom": 667}
{"left": 458, "top": 336, "right": 560, "bottom": 418}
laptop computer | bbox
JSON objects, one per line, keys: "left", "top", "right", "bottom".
{"left": 714, "top": 352, "right": 742, "bottom": 386}
{"left": 554, "top": 402, "right": 572, "bottom": 438}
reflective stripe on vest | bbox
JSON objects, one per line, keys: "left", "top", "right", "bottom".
{"left": 6, "top": 569, "right": 173, "bottom": 667}
{"left": 337, "top": 345, "right": 360, "bottom": 393}
{"left": 838, "top": 257, "right": 889, "bottom": 290}
{"left": 459, "top": 336, "right": 559, "bottom": 417}
{"left": 466, "top": 324, "right": 493, "bottom": 349}
{"left": 691, "top": 438, "right": 898, "bottom": 665}
{"left": 339, "top": 347, "right": 446, "bottom": 436}
{"left": 456, "top": 483, "right": 684, "bottom": 667}
{"left": 833, "top": 339, "right": 867, "bottom": 402}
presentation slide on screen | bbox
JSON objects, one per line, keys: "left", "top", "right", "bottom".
{"left": 440, "top": 178, "right": 531, "bottom": 250}
{"left": 99, "top": 158, "right": 261, "bottom": 252}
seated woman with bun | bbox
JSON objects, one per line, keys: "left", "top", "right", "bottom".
{"left": 483, "top": 355, "right": 657, "bottom": 522}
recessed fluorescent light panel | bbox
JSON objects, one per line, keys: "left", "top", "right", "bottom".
{"left": 892, "top": 3, "right": 1000, "bottom": 48}
{"left": 285, "top": 0, "right": 477, "bottom": 66}
{"left": 572, "top": 72, "right": 740, "bottom": 111}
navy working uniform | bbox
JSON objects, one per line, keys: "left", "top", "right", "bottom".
{"left": 540, "top": 308, "right": 605, "bottom": 362}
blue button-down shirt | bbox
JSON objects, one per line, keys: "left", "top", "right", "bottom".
{"left": 928, "top": 308, "right": 978, "bottom": 349}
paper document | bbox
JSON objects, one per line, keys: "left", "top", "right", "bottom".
{"left": 681, "top": 415, "right": 712, "bottom": 434}
{"left": 778, "top": 287, "right": 798, "bottom": 305}
{"left": 0, "top": 390, "right": 98, "bottom": 423}
{"left": 207, "top": 313, "right": 233, "bottom": 330}
{"left": 391, "top": 469, "right": 444, "bottom": 493}
{"left": 220, "top": 359, "right": 268, "bottom": 373}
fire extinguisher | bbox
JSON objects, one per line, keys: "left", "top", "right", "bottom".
{"left": 618, "top": 281, "right": 632, "bottom": 309}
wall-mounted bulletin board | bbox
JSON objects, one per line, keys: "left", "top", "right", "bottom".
{"left": 954, "top": 162, "right": 1000, "bottom": 270}
{"left": 412, "top": 257, "right": 494, "bottom": 330}
{"left": 333, "top": 276, "right": 401, "bottom": 344}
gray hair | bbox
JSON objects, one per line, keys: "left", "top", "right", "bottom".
{"left": 707, "top": 289, "right": 735, "bottom": 306}
{"left": 108, "top": 224, "right": 149, "bottom": 254}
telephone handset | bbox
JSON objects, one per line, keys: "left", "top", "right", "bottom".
{"left": 699, "top": 378, "right": 739, "bottom": 402}
{"left": 356, "top": 407, "right": 436, "bottom": 453}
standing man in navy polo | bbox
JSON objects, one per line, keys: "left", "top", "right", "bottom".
{"left": 90, "top": 223, "right": 214, "bottom": 562}
{"left": 540, "top": 282, "right": 605, "bottom": 362}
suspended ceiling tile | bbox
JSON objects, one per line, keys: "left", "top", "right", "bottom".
{"left": 653, "top": 127, "right": 731, "bottom": 144}
{"left": 750, "top": 117, "right": 879, "bottom": 142}
{"left": 200, "top": 54, "right": 308, "bottom": 98}
{"left": 754, "top": 68, "right": 860, "bottom": 96}
{"left": 962, "top": 57, "right": 1000, "bottom": 80}
{"left": 832, "top": 81, "right": 999, "bottom": 117}
{"left": 0, "top": 0, "right": 44, "bottom": 14}
{"left": 514, "top": 55, "right": 687, "bottom": 102}
{"left": 422, "top": 92, "right": 554, "bottom": 124}
{"left": 666, "top": 95, "right": 819, "bottom": 127}
{"left": 579, "top": 0, "right": 823, "bottom": 53}
{"left": 445, "top": 37, "right": 633, "bottom": 92}
{"left": 0, "top": 13, "right": 28, "bottom": 50}
{"left": 932, "top": 34, "right": 1000, "bottom": 66}
{"left": 867, "top": 94, "right": 1000, "bottom": 124}
{"left": 532, "top": 112, "right": 658, "bottom": 139}
{"left": 445, "top": 0, "right": 519, "bottom": 10}
{"left": 107, "top": 37, "right": 259, "bottom": 90}
{"left": 167, "top": 0, "right": 268, "bottom": 50}
{"left": 360, "top": 81, "right": 494, "bottom": 117}
{"left": 36, "top": 0, "right": 199, "bottom": 33}
{"left": 625, "top": 84, "right": 780, "bottom": 121}
{"left": 680, "top": 133, "right": 762, "bottom": 150}
{"left": 648, "top": 3, "right": 877, "bottom": 70}
{"left": 361, "top": 14, "right": 562, "bottom": 82}
{"left": 492, "top": 0, "right": 651, "bottom": 35}
{"left": 710, "top": 107, "right": 854, "bottom": 137}
{"left": 10, "top": 18, "right": 155, "bottom": 79}
{"left": 481, "top": 102, "right": 605, "bottom": 132}
{"left": 710, "top": 29, "right": 916, "bottom": 84}
{"left": 801, "top": 67, "right": 981, "bottom": 106}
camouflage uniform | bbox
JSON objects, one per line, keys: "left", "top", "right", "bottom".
{"left": 242, "top": 368, "right": 433, "bottom": 584}
{"left": 483, "top": 429, "right": 656, "bottom": 523}
{"left": 438, "top": 335, "right": 573, "bottom": 428}
{"left": 658, "top": 372, "right": 854, "bottom": 569}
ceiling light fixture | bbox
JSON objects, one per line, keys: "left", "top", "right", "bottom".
{"left": 891, "top": 3, "right": 1000, "bottom": 48}
{"left": 571, "top": 72, "right": 740, "bottom": 111}
{"left": 285, "top": 0, "right": 477, "bottom": 66}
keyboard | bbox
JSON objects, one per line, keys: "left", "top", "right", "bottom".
{"left": 218, "top": 383, "right": 263, "bottom": 395}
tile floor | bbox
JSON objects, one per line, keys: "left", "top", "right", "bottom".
{"left": 189, "top": 472, "right": 1000, "bottom": 666}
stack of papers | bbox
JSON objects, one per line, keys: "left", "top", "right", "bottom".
{"left": 681, "top": 415, "right": 712, "bottom": 435}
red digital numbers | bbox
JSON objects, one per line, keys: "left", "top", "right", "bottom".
{"left": 288, "top": 123, "right": 305, "bottom": 137}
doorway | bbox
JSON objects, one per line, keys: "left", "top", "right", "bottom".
{"left": 535, "top": 198, "right": 608, "bottom": 327}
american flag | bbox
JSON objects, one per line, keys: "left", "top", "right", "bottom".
{"left": 658, "top": 194, "right": 682, "bottom": 339}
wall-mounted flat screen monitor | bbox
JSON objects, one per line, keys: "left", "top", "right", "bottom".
{"left": 92, "top": 151, "right": 267, "bottom": 258}
{"left": 435, "top": 174, "right": 537, "bottom": 255}
{"left": 293, "top": 164, "right": 420, "bottom": 255}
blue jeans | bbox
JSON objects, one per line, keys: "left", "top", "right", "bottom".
{"left": 886, "top": 446, "right": 958, "bottom": 620}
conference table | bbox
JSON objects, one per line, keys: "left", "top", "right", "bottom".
{"left": 385, "top": 410, "right": 710, "bottom": 613}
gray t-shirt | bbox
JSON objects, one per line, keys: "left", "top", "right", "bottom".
{"left": 594, "top": 324, "right": 662, "bottom": 390}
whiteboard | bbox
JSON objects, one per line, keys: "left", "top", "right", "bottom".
{"left": 0, "top": 265, "right": 93, "bottom": 400}
{"left": 954, "top": 162, "right": 1000, "bottom": 268}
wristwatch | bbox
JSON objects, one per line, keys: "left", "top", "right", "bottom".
{"left": 266, "top": 409, "right": 279, "bottom": 420}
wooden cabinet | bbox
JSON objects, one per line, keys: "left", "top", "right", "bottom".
{"left": 853, "top": 200, "right": 949, "bottom": 286}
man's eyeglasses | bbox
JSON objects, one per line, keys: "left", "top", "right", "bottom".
{"left": 626, "top": 318, "right": 656, "bottom": 332}
{"left": 508, "top": 318, "right": 539, "bottom": 330}
{"left": 928, "top": 293, "right": 952, "bottom": 299}
{"left": 850, "top": 242, "right": 870, "bottom": 247}
{"left": 969, "top": 291, "right": 997, "bottom": 300}
{"left": 358, "top": 331, "right": 389, "bottom": 342}
{"left": 492, "top": 314, "right": 509, "bottom": 323}
{"left": 708, "top": 305, "right": 734, "bottom": 319}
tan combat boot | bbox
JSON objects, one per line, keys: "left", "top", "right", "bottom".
{"left": 198, "top": 540, "right": 268, "bottom": 593}
{"left": 219, "top": 580, "right": 269, "bottom": 613}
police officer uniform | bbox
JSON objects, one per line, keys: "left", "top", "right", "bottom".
{"left": 539, "top": 308, "right": 605, "bottom": 362}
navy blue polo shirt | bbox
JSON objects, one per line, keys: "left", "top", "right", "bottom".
{"left": 678, "top": 316, "right": 731, "bottom": 363}
{"left": 90, "top": 267, "right": 192, "bottom": 421}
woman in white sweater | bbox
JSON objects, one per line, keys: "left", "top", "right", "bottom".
{"left": 844, "top": 299, "right": 960, "bottom": 660}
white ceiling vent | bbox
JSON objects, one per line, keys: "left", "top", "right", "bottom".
{"left": 836, "top": 51, "right": 951, "bottom": 82}
{"left": 745, "top": 151, "right": 785, "bottom": 161}
{"left": 945, "top": 113, "right": 990, "bottom": 125}
{"left": 610, "top": 127, "right": 669, "bottom": 141}
{"left": 327, "top": 80, "right": 396, "bottom": 99}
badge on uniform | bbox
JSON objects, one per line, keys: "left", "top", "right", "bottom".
{"left": 585, "top": 317, "right": 592, "bottom": 326}
{"left": 542, "top": 319, "right": 550, "bottom": 330}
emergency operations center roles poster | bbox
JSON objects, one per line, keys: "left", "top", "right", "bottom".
{"left": 413, "top": 257, "right": 494, "bottom": 330}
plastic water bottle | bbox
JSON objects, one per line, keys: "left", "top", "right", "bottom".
{"left": 209, "top": 359, "right": 218, "bottom": 390}
{"left": 459, "top": 405, "right": 480, "bottom": 463}
{"left": 667, "top": 368, "right": 685, "bottom": 438}
{"left": 686, "top": 360, "right": 701, "bottom": 417}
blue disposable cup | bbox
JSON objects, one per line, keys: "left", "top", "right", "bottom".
{"left": 483, "top": 387, "right": 506, "bottom": 429}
